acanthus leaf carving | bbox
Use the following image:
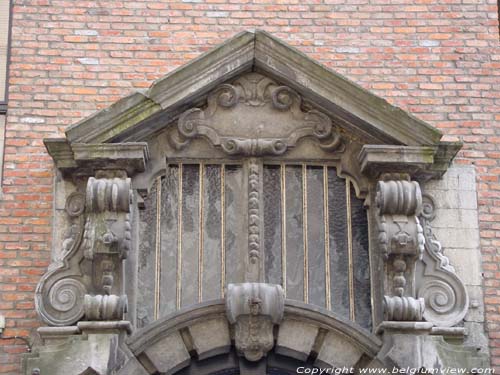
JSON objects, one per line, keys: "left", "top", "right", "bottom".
{"left": 35, "top": 176, "right": 132, "bottom": 327}
{"left": 170, "top": 73, "right": 343, "bottom": 156}
{"left": 226, "top": 283, "right": 285, "bottom": 362}
{"left": 416, "top": 194, "right": 468, "bottom": 327}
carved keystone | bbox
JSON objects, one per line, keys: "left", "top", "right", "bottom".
{"left": 226, "top": 283, "right": 285, "bottom": 361}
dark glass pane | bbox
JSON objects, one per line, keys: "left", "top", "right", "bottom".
{"left": 263, "top": 165, "right": 282, "bottom": 286}
{"left": 160, "top": 166, "right": 179, "bottom": 317}
{"left": 328, "top": 168, "right": 350, "bottom": 319}
{"left": 350, "top": 184, "right": 372, "bottom": 330}
{"left": 225, "top": 165, "right": 245, "bottom": 285}
{"left": 181, "top": 164, "right": 200, "bottom": 307}
{"left": 202, "top": 165, "right": 222, "bottom": 301}
{"left": 285, "top": 165, "right": 304, "bottom": 302}
{"left": 306, "top": 166, "right": 326, "bottom": 308}
{"left": 137, "top": 179, "right": 158, "bottom": 327}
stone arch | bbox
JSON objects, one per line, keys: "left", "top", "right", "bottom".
{"left": 115, "top": 301, "right": 391, "bottom": 375}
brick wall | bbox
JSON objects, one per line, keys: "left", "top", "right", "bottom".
{"left": 0, "top": 0, "right": 499, "bottom": 373}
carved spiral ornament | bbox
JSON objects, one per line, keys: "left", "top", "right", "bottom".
{"left": 65, "top": 192, "right": 85, "bottom": 217}
{"left": 214, "top": 84, "right": 239, "bottom": 108}
{"left": 47, "top": 278, "right": 86, "bottom": 325}
{"left": 271, "top": 86, "right": 297, "bottom": 111}
{"left": 418, "top": 279, "right": 466, "bottom": 323}
{"left": 178, "top": 108, "right": 202, "bottom": 138}
{"left": 421, "top": 193, "right": 436, "bottom": 221}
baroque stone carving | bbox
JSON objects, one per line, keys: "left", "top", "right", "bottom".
{"left": 248, "top": 159, "right": 261, "bottom": 272}
{"left": 416, "top": 194, "right": 468, "bottom": 327}
{"left": 226, "top": 283, "right": 285, "bottom": 362}
{"left": 84, "top": 294, "right": 128, "bottom": 321}
{"left": 170, "top": 73, "right": 342, "bottom": 156}
{"left": 376, "top": 177, "right": 425, "bottom": 321}
{"left": 35, "top": 176, "right": 132, "bottom": 326}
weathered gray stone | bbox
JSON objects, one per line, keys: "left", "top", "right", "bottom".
{"left": 442, "top": 248, "right": 482, "bottom": 285}
{"left": 315, "top": 331, "right": 364, "bottom": 368}
{"left": 115, "top": 357, "right": 149, "bottom": 375}
{"left": 465, "top": 285, "right": 485, "bottom": 323}
{"left": 189, "top": 318, "right": 231, "bottom": 360}
{"left": 276, "top": 320, "right": 318, "bottom": 361}
{"left": 142, "top": 331, "right": 190, "bottom": 374}
{"left": 24, "top": 333, "right": 117, "bottom": 375}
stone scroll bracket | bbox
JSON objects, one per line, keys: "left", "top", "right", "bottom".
{"left": 35, "top": 174, "right": 135, "bottom": 327}
{"left": 415, "top": 193, "right": 469, "bottom": 327}
{"left": 226, "top": 283, "right": 285, "bottom": 362}
{"left": 375, "top": 175, "right": 426, "bottom": 323}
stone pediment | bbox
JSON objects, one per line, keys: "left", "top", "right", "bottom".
{"left": 44, "top": 30, "right": 459, "bottom": 179}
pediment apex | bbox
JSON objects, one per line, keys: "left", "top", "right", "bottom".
{"left": 62, "top": 30, "right": 443, "bottom": 149}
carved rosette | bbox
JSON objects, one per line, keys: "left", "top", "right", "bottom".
{"left": 226, "top": 283, "right": 285, "bottom": 362}
{"left": 35, "top": 176, "right": 132, "bottom": 326}
{"left": 416, "top": 194, "right": 468, "bottom": 327}
{"left": 170, "top": 73, "right": 342, "bottom": 156}
{"left": 376, "top": 177, "right": 426, "bottom": 322}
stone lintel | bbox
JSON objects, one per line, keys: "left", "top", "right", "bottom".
{"left": 43, "top": 139, "right": 149, "bottom": 176}
{"left": 43, "top": 138, "right": 77, "bottom": 170}
{"left": 430, "top": 326, "right": 466, "bottom": 338}
{"left": 376, "top": 321, "right": 434, "bottom": 335}
{"left": 77, "top": 320, "right": 133, "bottom": 335}
{"left": 72, "top": 142, "right": 149, "bottom": 175}
{"left": 359, "top": 145, "right": 436, "bottom": 177}
{"left": 359, "top": 143, "right": 462, "bottom": 180}
{"left": 65, "top": 91, "right": 161, "bottom": 144}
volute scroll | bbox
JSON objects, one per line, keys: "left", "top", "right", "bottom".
{"left": 35, "top": 176, "right": 132, "bottom": 327}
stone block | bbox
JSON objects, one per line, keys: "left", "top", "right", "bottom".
{"left": 465, "top": 285, "right": 485, "bottom": 323}
{"left": 116, "top": 357, "right": 149, "bottom": 375}
{"left": 434, "top": 227, "right": 479, "bottom": 250}
{"left": 142, "top": 331, "right": 190, "bottom": 374}
{"left": 188, "top": 318, "right": 231, "bottom": 360}
{"left": 431, "top": 208, "right": 478, "bottom": 230}
{"left": 315, "top": 331, "right": 363, "bottom": 368}
{"left": 276, "top": 320, "right": 318, "bottom": 361}
{"left": 442, "top": 248, "right": 482, "bottom": 286}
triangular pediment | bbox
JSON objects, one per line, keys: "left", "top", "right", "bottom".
{"left": 45, "top": 30, "right": 460, "bottom": 178}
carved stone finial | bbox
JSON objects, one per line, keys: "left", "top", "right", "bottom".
{"left": 226, "top": 283, "right": 285, "bottom": 361}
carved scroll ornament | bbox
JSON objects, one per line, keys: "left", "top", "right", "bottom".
{"left": 376, "top": 178, "right": 426, "bottom": 322}
{"left": 170, "top": 73, "right": 342, "bottom": 156}
{"left": 226, "top": 283, "right": 285, "bottom": 362}
{"left": 35, "top": 177, "right": 131, "bottom": 326}
{"left": 415, "top": 194, "right": 468, "bottom": 327}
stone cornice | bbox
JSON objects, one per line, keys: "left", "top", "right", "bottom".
{"left": 55, "top": 30, "right": 446, "bottom": 154}
{"left": 359, "top": 142, "right": 462, "bottom": 180}
{"left": 44, "top": 139, "right": 149, "bottom": 176}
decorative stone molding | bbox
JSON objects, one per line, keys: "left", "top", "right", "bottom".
{"left": 376, "top": 177, "right": 426, "bottom": 322}
{"left": 169, "top": 73, "right": 342, "bottom": 156}
{"left": 416, "top": 194, "right": 468, "bottom": 327}
{"left": 247, "top": 159, "right": 261, "bottom": 281}
{"left": 226, "top": 283, "right": 285, "bottom": 361}
{"left": 35, "top": 176, "right": 132, "bottom": 326}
